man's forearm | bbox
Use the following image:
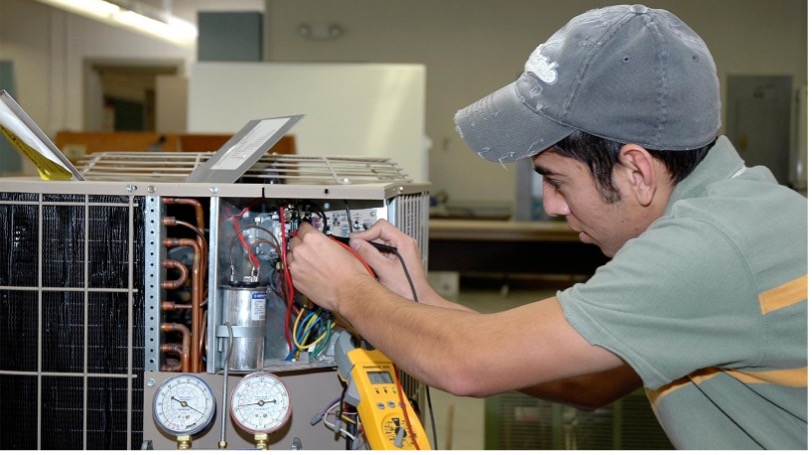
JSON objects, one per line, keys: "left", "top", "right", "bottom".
{"left": 520, "top": 364, "right": 642, "bottom": 411}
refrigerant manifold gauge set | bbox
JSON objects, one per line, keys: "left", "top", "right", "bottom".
{"left": 152, "top": 372, "right": 292, "bottom": 450}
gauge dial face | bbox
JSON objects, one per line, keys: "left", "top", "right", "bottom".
{"left": 230, "top": 372, "right": 292, "bottom": 434}
{"left": 153, "top": 374, "right": 216, "bottom": 436}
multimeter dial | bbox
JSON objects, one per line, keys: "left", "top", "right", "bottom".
{"left": 382, "top": 414, "right": 416, "bottom": 449}
{"left": 230, "top": 372, "right": 292, "bottom": 434}
{"left": 153, "top": 374, "right": 216, "bottom": 436}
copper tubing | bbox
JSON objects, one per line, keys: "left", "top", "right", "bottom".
{"left": 162, "top": 211, "right": 209, "bottom": 303}
{"left": 161, "top": 259, "right": 189, "bottom": 290}
{"left": 161, "top": 323, "right": 191, "bottom": 372}
{"left": 162, "top": 301, "right": 192, "bottom": 311}
{"left": 199, "top": 311, "right": 208, "bottom": 362}
{"left": 163, "top": 216, "right": 205, "bottom": 238}
{"left": 162, "top": 198, "right": 205, "bottom": 233}
{"left": 160, "top": 362, "right": 181, "bottom": 373}
{"left": 176, "top": 219, "right": 208, "bottom": 301}
{"left": 160, "top": 344, "right": 184, "bottom": 372}
{"left": 161, "top": 197, "right": 207, "bottom": 280}
{"left": 164, "top": 238, "right": 202, "bottom": 372}
{"left": 161, "top": 198, "right": 208, "bottom": 372}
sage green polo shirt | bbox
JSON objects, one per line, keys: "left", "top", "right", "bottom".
{"left": 559, "top": 136, "right": 807, "bottom": 449}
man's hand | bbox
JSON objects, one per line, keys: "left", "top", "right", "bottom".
{"left": 288, "top": 223, "right": 376, "bottom": 314}
{"left": 348, "top": 220, "right": 439, "bottom": 304}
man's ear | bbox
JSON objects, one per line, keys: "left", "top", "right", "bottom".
{"left": 617, "top": 144, "right": 658, "bottom": 206}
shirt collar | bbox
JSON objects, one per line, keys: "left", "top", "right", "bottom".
{"left": 665, "top": 135, "right": 744, "bottom": 212}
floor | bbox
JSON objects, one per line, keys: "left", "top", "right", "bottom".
{"left": 420, "top": 285, "right": 558, "bottom": 450}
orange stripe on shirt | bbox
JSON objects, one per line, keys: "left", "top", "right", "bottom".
{"left": 759, "top": 274, "right": 807, "bottom": 314}
{"left": 726, "top": 367, "right": 808, "bottom": 388}
{"left": 646, "top": 366, "right": 807, "bottom": 408}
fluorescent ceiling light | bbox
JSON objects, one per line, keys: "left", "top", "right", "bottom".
{"left": 33, "top": 0, "right": 197, "bottom": 48}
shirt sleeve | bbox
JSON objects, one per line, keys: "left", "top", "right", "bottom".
{"left": 558, "top": 216, "right": 763, "bottom": 389}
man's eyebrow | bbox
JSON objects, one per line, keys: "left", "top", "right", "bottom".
{"left": 533, "top": 165, "right": 562, "bottom": 177}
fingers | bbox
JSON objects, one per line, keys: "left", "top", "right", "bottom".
{"left": 288, "top": 223, "right": 322, "bottom": 272}
{"left": 296, "top": 221, "right": 317, "bottom": 237}
{"left": 349, "top": 238, "right": 387, "bottom": 268}
{"left": 350, "top": 219, "right": 395, "bottom": 242}
{"left": 350, "top": 220, "right": 415, "bottom": 256}
{"left": 290, "top": 222, "right": 367, "bottom": 275}
{"left": 289, "top": 222, "right": 318, "bottom": 252}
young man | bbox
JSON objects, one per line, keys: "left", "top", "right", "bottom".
{"left": 288, "top": 5, "right": 807, "bottom": 449}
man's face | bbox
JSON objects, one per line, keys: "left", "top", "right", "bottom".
{"left": 532, "top": 151, "right": 652, "bottom": 257}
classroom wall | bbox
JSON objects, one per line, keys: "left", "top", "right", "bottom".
{"left": 264, "top": 0, "right": 808, "bottom": 208}
{"left": 0, "top": 0, "right": 807, "bottom": 208}
{"left": 0, "top": 0, "right": 261, "bottom": 175}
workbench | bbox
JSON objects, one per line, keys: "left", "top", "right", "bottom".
{"left": 428, "top": 219, "right": 608, "bottom": 276}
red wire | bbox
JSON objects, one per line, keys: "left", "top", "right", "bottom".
{"left": 329, "top": 237, "right": 376, "bottom": 277}
{"left": 392, "top": 364, "right": 421, "bottom": 450}
{"left": 231, "top": 205, "right": 260, "bottom": 267}
{"left": 279, "top": 206, "right": 295, "bottom": 350}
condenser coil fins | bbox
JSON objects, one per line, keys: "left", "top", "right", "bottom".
{"left": 0, "top": 192, "right": 146, "bottom": 449}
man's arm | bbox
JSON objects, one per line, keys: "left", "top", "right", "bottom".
{"left": 521, "top": 363, "right": 642, "bottom": 411}
{"left": 345, "top": 223, "right": 641, "bottom": 407}
{"left": 288, "top": 223, "right": 625, "bottom": 397}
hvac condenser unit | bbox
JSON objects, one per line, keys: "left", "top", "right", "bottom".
{"left": 0, "top": 153, "right": 430, "bottom": 450}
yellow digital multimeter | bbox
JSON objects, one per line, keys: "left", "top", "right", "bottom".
{"left": 336, "top": 332, "right": 431, "bottom": 450}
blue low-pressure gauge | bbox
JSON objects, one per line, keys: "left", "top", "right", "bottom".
{"left": 153, "top": 374, "right": 217, "bottom": 437}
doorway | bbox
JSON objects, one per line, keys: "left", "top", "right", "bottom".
{"left": 84, "top": 59, "right": 184, "bottom": 132}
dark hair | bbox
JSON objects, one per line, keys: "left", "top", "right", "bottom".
{"left": 548, "top": 130, "right": 715, "bottom": 203}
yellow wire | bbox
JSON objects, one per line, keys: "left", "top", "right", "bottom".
{"left": 292, "top": 310, "right": 336, "bottom": 350}
{"left": 296, "top": 321, "right": 335, "bottom": 350}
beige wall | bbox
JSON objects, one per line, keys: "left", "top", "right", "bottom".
{"left": 0, "top": 0, "right": 806, "bottom": 208}
{"left": 0, "top": 0, "right": 262, "bottom": 174}
{"left": 264, "top": 0, "right": 808, "bottom": 208}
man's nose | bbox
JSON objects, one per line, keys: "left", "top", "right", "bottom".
{"left": 542, "top": 190, "right": 570, "bottom": 217}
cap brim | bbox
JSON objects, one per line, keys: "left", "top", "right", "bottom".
{"left": 454, "top": 82, "right": 575, "bottom": 163}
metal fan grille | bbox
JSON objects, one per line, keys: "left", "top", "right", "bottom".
{"left": 77, "top": 152, "right": 412, "bottom": 184}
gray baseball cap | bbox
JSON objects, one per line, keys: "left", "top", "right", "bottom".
{"left": 454, "top": 4, "right": 721, "bottom": 164}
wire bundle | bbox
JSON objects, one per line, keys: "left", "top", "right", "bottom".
{"left": 286, "top": 306, "right": 335, "bottom": 361}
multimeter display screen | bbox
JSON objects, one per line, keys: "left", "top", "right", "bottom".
{"left": 367, "top": 371, "right": 394, "bottom": 384}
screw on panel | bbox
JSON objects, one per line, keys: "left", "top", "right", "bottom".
{"left": 125, "top": 184, "right": 138, "bottom": 193}
{"left": 210, "top": 187, "right": 219, "bottom": 194}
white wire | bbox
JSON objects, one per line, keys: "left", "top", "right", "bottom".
{"left": 322, "top": 400, "right": 357, "bottom": 440}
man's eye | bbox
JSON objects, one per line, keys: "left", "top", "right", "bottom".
{"left": 543, "top": 179, "right": 561, "bottom": 190}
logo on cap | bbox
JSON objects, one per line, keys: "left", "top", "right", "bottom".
{"left": 526, "top": 53, "right": 558, "bottom": 85}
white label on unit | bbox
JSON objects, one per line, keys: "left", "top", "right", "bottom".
{"left": 211, "top": 118, "right": 289, "bottom": 170}
{"left": 251, "top": 293, "right": 266, "bottom": 321}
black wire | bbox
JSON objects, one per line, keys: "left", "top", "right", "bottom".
{"left": 343, "top": 200, "right": 353, "bottom": 233}
{"left": 388, "top": 248, "right": 438, "bottom": 450}
{"left": 424, "top": 385, "right": 438, "bottom": 450}
{"left": 391, "top": 250, "right": 419, "bottom": 306}
{"left": 303, "top": 201, "right": 329, "bottom": 234}
{"left": 317, "top": 207, "right": 329, "bottom": 234}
